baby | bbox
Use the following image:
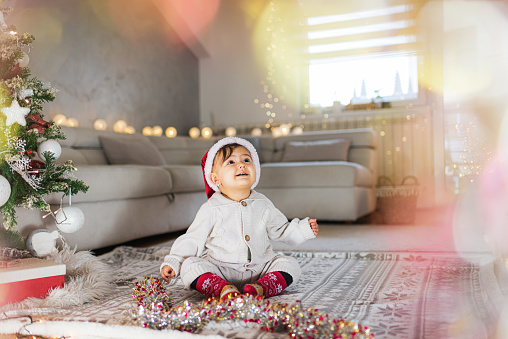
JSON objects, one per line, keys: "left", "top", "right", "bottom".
{"left": 160, "top": 136, "right": 319, "bottom": 301}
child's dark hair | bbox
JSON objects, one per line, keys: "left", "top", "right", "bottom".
{"left": 213, "top": 143, "right": 242, "bottom": 167}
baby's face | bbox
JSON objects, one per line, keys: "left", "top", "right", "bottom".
{"left": 211, "top": 146, "right": 256, "bottom": 194}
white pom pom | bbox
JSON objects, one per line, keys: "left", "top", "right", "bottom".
{"left": 38, "top": 139, "right": 62, "bottom": 161}
{"left": 0, "top": 175, "right": 11, "bottom": 207}
{"left": 26, "top": 230, "right": 59, "bottom": 257}
{"left": 56, "top": 206, "right": 85, "bottom": 233}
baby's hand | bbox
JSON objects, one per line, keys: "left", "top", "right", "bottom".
{"left": 309, "top": 218, "right": 319, "bottom": 236}
{"left": 161, "top": 265, "right": 175, "bottom": 282}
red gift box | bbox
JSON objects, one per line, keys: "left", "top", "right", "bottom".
{"left": 0, "top": 258, "right": 66, "bottom": 306}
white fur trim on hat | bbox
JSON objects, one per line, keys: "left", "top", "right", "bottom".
{"left": 204, "top": 137, "right": 261, "bottom": 193}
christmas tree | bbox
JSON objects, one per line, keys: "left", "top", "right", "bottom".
{"left": 0, "top": 4, "right": 88, "bottom": 247}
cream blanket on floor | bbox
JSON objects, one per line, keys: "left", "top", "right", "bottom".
{"left": 1, "top": 245, "right": 506, "bottom": 339}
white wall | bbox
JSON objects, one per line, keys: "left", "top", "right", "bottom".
{"left": 199, "top": 0, "right": 264, "bottom": 129}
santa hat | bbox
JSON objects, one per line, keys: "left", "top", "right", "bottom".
{"left": 201, "top": 137, "right": 261, "bottom": 199}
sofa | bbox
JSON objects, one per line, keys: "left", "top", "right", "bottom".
{"left": 14, "top": 127, "right": 377, "bottom": 251}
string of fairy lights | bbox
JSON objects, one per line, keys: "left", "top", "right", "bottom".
{"left": 254, "top": 0, "right": 291, "bottom": 133}
{"left": 445, "top": 113, "right": 493, "bottom": 193}
{"left": 54, "top": 105, "right": 491, "bottom": 196}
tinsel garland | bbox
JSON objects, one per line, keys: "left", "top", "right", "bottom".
{"left": 0, "top": 246, "right": 31, "bottom": 260}
{"left": 126, "top": 276, "right": 375, "bottom": 338}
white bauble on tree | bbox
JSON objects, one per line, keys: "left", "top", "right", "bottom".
{"left": 17, "top": 52, "right": 30, "bottom": 67}
{"left": 0, "top": 11, "right": 6, "bottom": 31}
{"left": 26, "top": 229, "right": 59, "bottom": 257}
{"left": 55, "top": 206, "right": 85, "bottom": 233}
{"left": 38, "top": 139, "right": 62, "bottom": 161}
{"left": 0, "top": 174, "right": 11, "bottom": 207}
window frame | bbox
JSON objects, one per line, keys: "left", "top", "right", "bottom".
{"left": 300, "top": 1, "right": 428, "bottom": 112}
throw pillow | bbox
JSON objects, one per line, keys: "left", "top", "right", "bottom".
{"left": 281, "top": 138, "right": 351, "bottom": 162}
{"left": 99, "top": 134, "right": 167, "bottom": 166}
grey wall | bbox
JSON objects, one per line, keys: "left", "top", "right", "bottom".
{"left": 199, "top": 0, "right": 303, "bottom": 130}
{"left": 9, "top": 0, "right": 199, "bottom": 134}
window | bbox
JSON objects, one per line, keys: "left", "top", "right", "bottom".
{"left": 304, "top": 3, "right": 421, "bottom": 107}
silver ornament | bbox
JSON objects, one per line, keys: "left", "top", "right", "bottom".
{"left": 26, "top": 229, "right": 59, "bottom": 257}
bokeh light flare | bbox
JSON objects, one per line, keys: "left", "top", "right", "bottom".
{"left": 201, "top": 127, "right": 213, "bottom": 139}
{"left": 94, "top": 119, "right": 107, "bottom": 131}
{"left": 225, "top": 127, "right": 237, "bottom": 137}
{"left": 189, "top": 127, "right": 200, "bottom": 139}
{"left": 113, "top": 120, "right": 128, "bottom": 133}
{"left": 165, "top": 126, "right": 177, "bottom": 138}
{"left": 52, "top": 114, "right": 67, "bottom": 126}
{"left": 66, "top": 117, "right": 79, "bottom": 127}
{"left": 142, "top": 126, "right": 153, "bottom": 136}
{"left": 251, "top": 127, "right": 262, "bottom": 136}
{"left": 152, "top": 125, "right": 163, "bottom": 137}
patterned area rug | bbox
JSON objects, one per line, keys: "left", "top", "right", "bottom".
{"left": 2, "top": 245, "right": 506, "bottom": 339}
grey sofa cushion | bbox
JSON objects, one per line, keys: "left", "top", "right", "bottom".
{"left": 281, "top": 138, "right": 351, "bottom": 162}
{"left": 43, "top": 165, "right": 173, "bottom": 204}
{"left": 258, "top": 161, "right": 373, "bottom": 188}
{"left": 161, "top": 165, "right": 205, "bottom": 193}
{"left": 148, "top": 136, "right": 216, "bottom": 165}
{"left": 99, "top": 134, "right": 167, "bottom": 166}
